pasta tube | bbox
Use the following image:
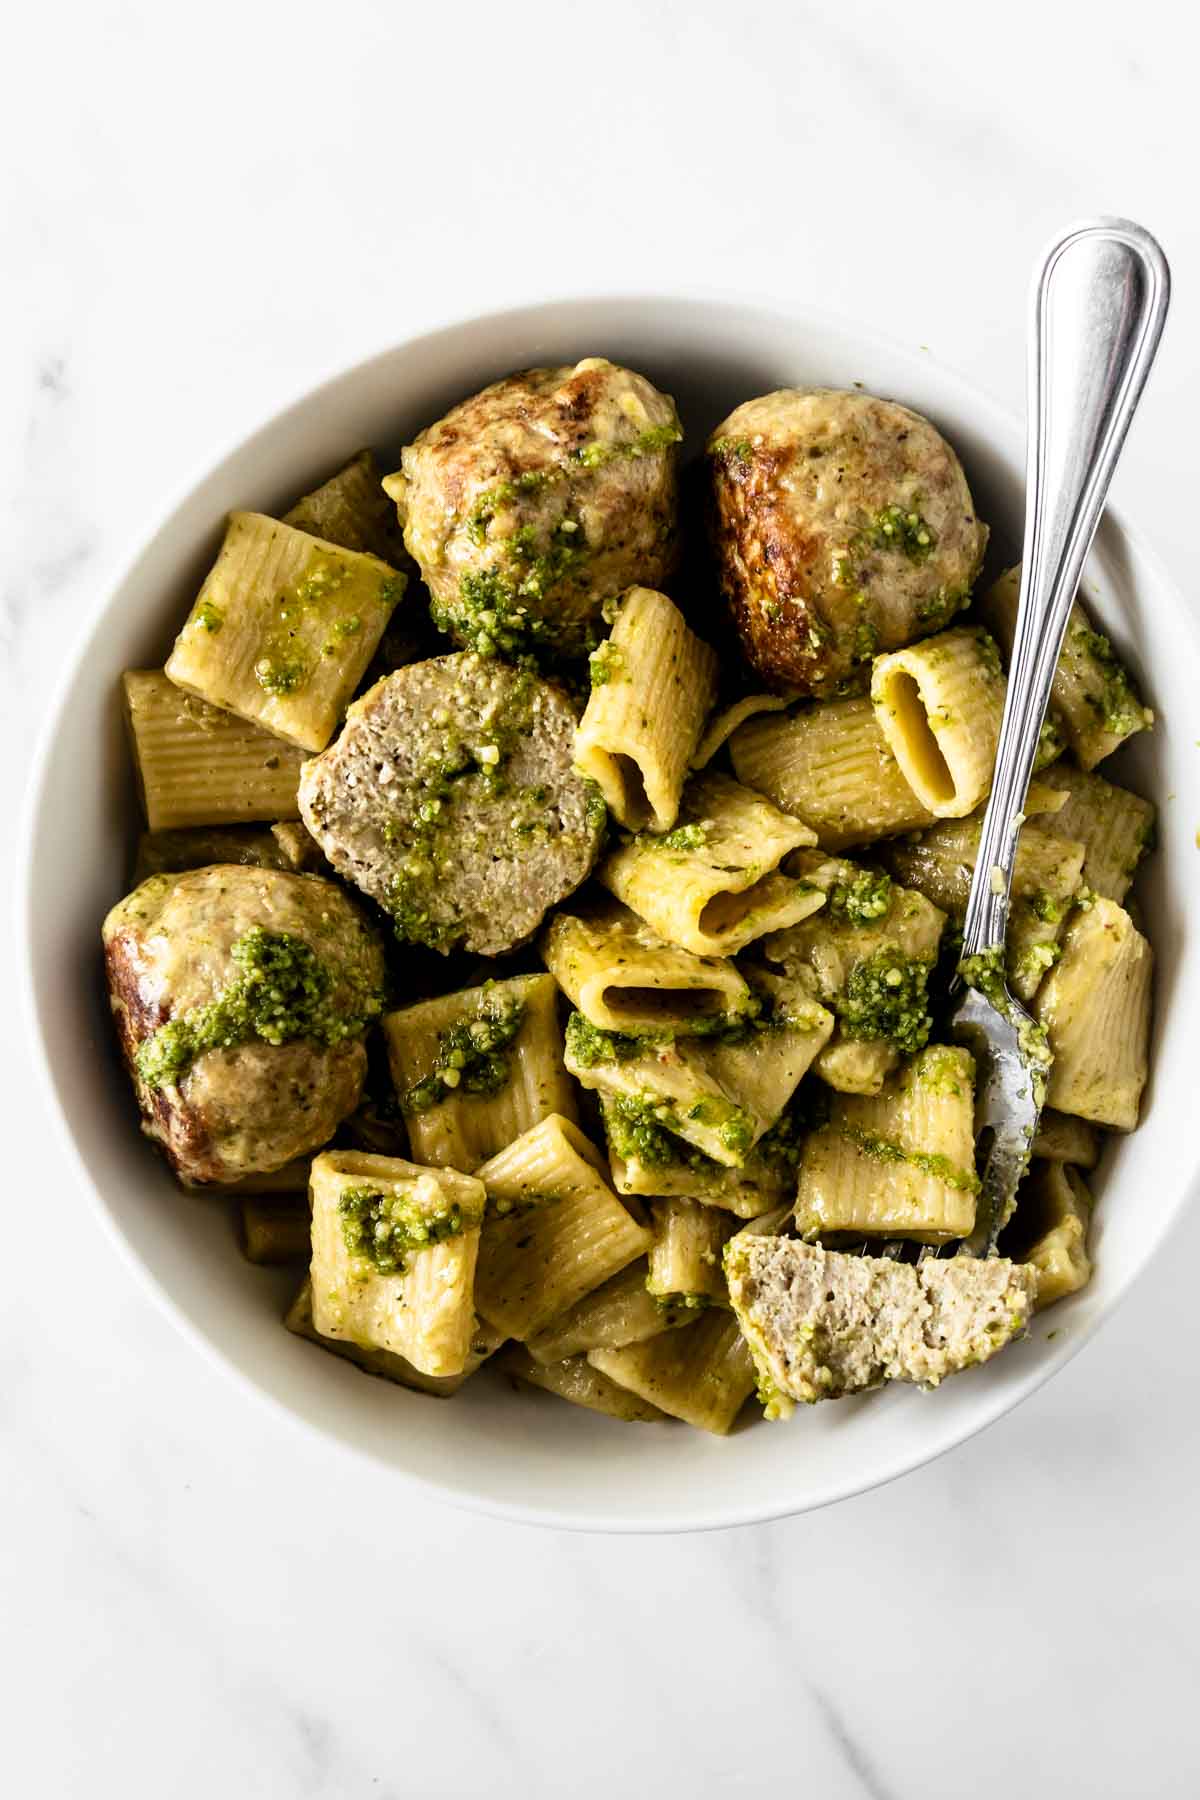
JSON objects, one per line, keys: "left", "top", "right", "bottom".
{"left": 309, "top": 1150, "right": 485, "bottom": 1378}
{"left": 498, "top": 1347, "right": 671, "bottom": 1422}
{"left": 1034, "top": 898, "right": 1152, "bottom": 1130}
{"left": 525, "top": 1260, "right": 691, "bottom": 1364}
{"left": 794, "top": 1045, "right": 979, "bottom": 1242}
{"left": 575, "top": 586, "right": 719, "bottom": 830}
{"left": 474, "top": 1115, "right": 651, "bottom": 1340}
{"left": 870, "top": 627, "right": 1007, "bottom": 818}
{"left": 383, "top": 973, "right": 574, "bottom": 1171}
{"left": 541, "top": 902, "right": 753, "bottom": 1035}
{"left": 165, "top": 511, "right": 406, "bottom": 752}
{"left": 730, "top": 696, "right": 936, "bottom": 849}
{"left": 1032, "top": 761, "right": 1155, "bottom": 904}
{"left": 980, "top": 565, "right": 1153, "bottom": 769}
{"left": 588, "top": 1310, "right": 756, "bottom": 1435}
{"left": 123, "top": 669, "right": 308, "bottom": 831}
{"left": 285, "top": 1280, "right": 500, "bottom": 1398}
{"left": 599, "top": 770, "right": 822, "bottom": 956}
{"left": 1004, "top": 1161, "right": 1093, "bottom": 1309}
{"left": 283, "top": 449, "right": 406, "bottom": 562}
{"left": 646, "top": 1199, "right": 738, "bottom": 1309}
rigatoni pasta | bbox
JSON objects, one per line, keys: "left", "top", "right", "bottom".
{"left": 1032, "top": 761, "right": 1155, "bottom": 904}
{"left": 473, "top": 1115, "right": 651, "bottom": 1340}
{"left": 285, "top": 1279, "right": 500, "bottom": 1398}
{"left": 382, "top": 973, "right": 575, "bottom": 1171}
{"left": 574, "top": 586, "right": 719, "bottom": 830}
{"left": 794, "top": 1046, "right": 979, "bottom": 1242}
{"left": 1034, "top": 899, "right": 1152, "bottom": 1130}
{"left": 980, "top": 564, "right": 1153, "bottom": 769}
{"left": 599, "top": 770, "right": 822, "bottom": 955}
{"left": 308, "top": 1150, "right": 485, "bottom": 1378}
{"left": 1003, "top": 1161, "right": 1093, "bottom": 1309}
{"left": 525, "top": 1260, "right": 691, "bottom": 1364}
{"left": 541, "top": 903, "right": 753, "bottom": 1036}
{"left": 165, "top": 511, "right": 406, "bottom": 752}
{"left": 870, "top": 626, "right": 1006, "bottom": 817}
{"left": 498, "top": 1346, "right": 671, "bottom": 1422}
{"left": 588, "top": 1310, "right": 757, "bottom": 1435}
{"left": 646, "top": 1199, "right": 738, "bottom": 1309}
{"left": 123, "top": 669, "right": 309, "bottom": 830}
{"left": 730, "top": 695, "right": 936, "bottom": 849}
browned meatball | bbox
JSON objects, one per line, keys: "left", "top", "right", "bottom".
{"left": 707, "top": 388, "right": 988, "bottom": 695}
{"left": 385, "top": 359, "right": 681, "bottom": 662}
{"left": 103, "top": 866, "right": 385, "bottom": 1184}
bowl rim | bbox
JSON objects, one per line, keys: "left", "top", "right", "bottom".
{"left": 19, "top": 289, "right": 1200, "bottom": 1533}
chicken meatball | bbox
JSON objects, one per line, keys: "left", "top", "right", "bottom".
{"left": 385, "top": 358, "right": 682, "bottom": 662}
{"left": 103, "top": 866, "right": 385, "bottom": 1184}
{"left": 298, "top": 654, "right": 605, "bottom": 956}
{"left": 707, "top": 388, "right": 988, "bottom": 695}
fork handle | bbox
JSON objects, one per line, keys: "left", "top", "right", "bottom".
{"left": 960, "top": 218, "right": 1170, "bottom": 962}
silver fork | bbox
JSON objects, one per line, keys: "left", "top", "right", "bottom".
{"left": 950, "top": 217, "right": 1170, "bottom": 1256}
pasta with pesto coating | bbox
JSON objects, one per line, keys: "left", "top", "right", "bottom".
{"left": 574, "top": 586, "right": 719, "bottom": 831}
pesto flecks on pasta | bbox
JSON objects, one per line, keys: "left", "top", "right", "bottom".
{"left": 101, "top": 375, "right": 1157, "bottom": 1436}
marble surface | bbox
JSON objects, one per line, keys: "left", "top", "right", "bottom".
{"left": 6, "top": 2, "right": 1200, "bottom": 1793}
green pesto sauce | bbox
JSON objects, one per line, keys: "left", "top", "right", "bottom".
{"left": 915, "top": 1046, "right": 968, "bottom": 1097}
{"left": 134, "top": 926, "right": 382, "bottom": 1090}
{"left": 708, "top": 436, "right": 753, "bottom": 463}
{"left": 383, "top": 672, "right": 540, "bottom": 949}
{"left": 603, "top": 1094, "right": 697, "bottom": 1167}
{"left": 653, "top": 822, "right": 709, "bottom": 853}
{"left": 957, "top": 944, "right": 1008, "bottom": 1009}
{"left": 959, "top": 947, "right": 1052, "bottom": 1077}
{"left": 838, "top": 1126, "right": 981, "bottom": 1194}
{"left": 322, "top": 614, "right": 362, "bottom": 657}
{"left": 583, "top": 778, "right": 609, "bottom": 836}
{"left": 254, "top": 553, "right": 400, "bottom": 698}
{"left": 974, "top": 630, "right": 1003, "bottom": 679}
{"left": 449, "top": 424, "right": 679, "bottom": 662}
{"left": 195, "top": 599, "right": 224, "bottom": 633}
{"left": 651, "top": 1290, "right": 712, "bottom": 1313}
{"left": 402, "top": 984, "right": 527, "bottom": 1113}
{"left": 686, "top": 1097, "right": 754, "bottom": 1154}
{"left": 870, "top": 504, "right": 936, "bottom": 560}
{"left": 1075, "top": 625, "right": 1150, "bottom": 736}
{"left": 564, "top": 1011, "right": 646, "bottom": 1068}
{"left": 338, "top": 1185, "right": 466, "bottom": 1276}
{"left": 588, "top": 640, "right": 625, "bottom": 687}
{"left": 915, "top": 577, "right": 972, "bottom": 629}
{"left": 839, "top": 947, "right": 933, "bottom": 1054}
{"left": 828, "top": 868, "right": 893, "bottom": 926}
{"left": 1028, "top": 889, "right": 1069, "bottom": 925}
{"left": 572, "top": 423, "right": 682, "bottom": 470}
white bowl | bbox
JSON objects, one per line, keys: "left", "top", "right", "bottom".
{"left": 21, "top": 296, "right": 1200, "bottom": 1532}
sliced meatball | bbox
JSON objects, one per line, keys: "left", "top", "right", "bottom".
{"left": 385, "top": 358, "right": 681, "bottom": 662}
{"left": 298, "top": 653, "right": 605, "bottom": 956}
{"left": 707, "top": 388, "right": 988, "bottom": 695}
{"left": 103, "top": 866, "right": 385, "bottom": 1185}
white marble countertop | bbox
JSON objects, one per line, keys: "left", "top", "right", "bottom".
{"left": 6, "top": 2, "right": 1200, "bottom": 1793}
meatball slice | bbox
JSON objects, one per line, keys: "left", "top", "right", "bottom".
{"left": 298, "top": 654, "right": 605, "bottom": 956}
{"left": 103, "top": 866, "right": 385, "bottom": 1185}
{"left": 707, "top": 388, "right": 988, "bottom": 695}
{"left": 385, "top": 358, "right": 682, "bottom": 662}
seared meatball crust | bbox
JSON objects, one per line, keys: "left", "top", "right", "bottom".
{"left": 707, "top": 388, "right": 988, "bottom": 695}
{"left": 386, "top": 358, "right": 682, "bottom": 663}
{"left": 103, "top": 866, "right": 385, "bottom": 1184}
{"left": 298, "top": 653, "right": 605, "bottom": 957}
